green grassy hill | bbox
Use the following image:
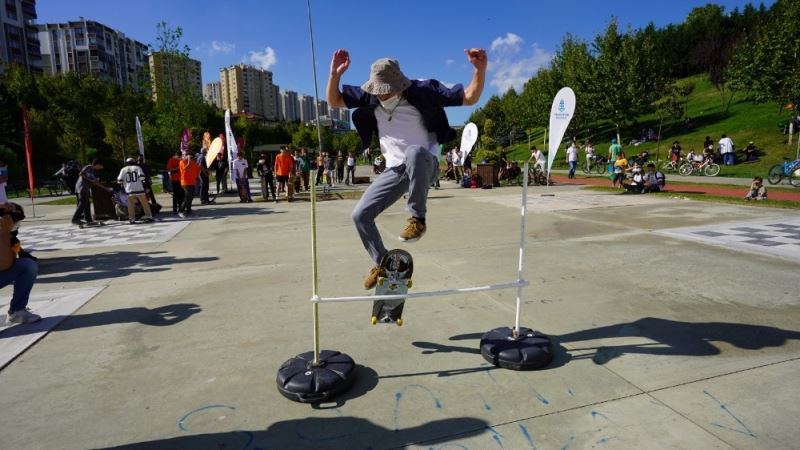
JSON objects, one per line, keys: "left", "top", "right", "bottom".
{"left": 501, "top": 74, "right": 799, "bottom": 178}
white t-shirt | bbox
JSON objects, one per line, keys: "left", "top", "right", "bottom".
{"left": 346, "top": 156, "right": 355, "bottom": 167}
{"left": 117, "top": 165, "right": 146, "bottom": 194}
{"left": 532, "top": 150, "right": 545, "bottom": 164}
{"left": 375, "top": 99, "right": 437, "bottom": 168}
{"left": 452, "top": 150, "right": 463, "bottom": 167}
{"left": 567, "top": 145, "right": 579, "bottom": 162}
{"left": 718, "top": 137, "right": 734, "bottom": 154}
{"left": 232, "top": 158, "right": 249, "bottom": 180}
{"left": 585, "top": 145, "right": 595, "bottom": 156}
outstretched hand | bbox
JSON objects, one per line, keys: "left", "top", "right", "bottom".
{"left": 330, "top": 49, "right": 350, "bottom": 77}
{"left": 464, "top": 48, "right": 487, "bottom": 71}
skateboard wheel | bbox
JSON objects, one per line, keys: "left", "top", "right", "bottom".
{"left": 396, "top": 318, "right": 403, "bottom": 327}
{"left": 377, "top": 277, "right": 385, "bottom": 286}
{"left": 371, "top": 316, "right": 378, "bottom": 325}
{"left": 406, "top": 279, "right": 413, "bottom": 288}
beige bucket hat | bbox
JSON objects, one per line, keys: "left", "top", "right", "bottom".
{"left": 361, "top": 58, "right": 411, "bottom": 95}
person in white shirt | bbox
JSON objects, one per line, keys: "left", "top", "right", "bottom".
{"left": 232, "top": 153, "right": 252, "bottom": 202}
{"left": 346, "top": 152, "right": 356, "bottom": 185}
{"left": 566, "top": 141, "right": 579, "bottom": 178}
{"left": 327, "top": 48, "right": 487, "bottom": 289}
{"left": 451, "top": 147, "right": 464, "bottom": 182}
{"left": 529, "top": 146, "right": 546, "bottom": 172}
{"left": 718, "top": 134, "right": 735, "bottom": 166}
{"left": 117, "top": 158, "right": 153, "bottom": 224}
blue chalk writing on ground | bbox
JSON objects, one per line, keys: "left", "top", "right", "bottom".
{"left": 479, "top": 393, "right": 492, "bottom": 411}
{"left": 487, "top": 426, "right": 504, "bottom": 448}
{"left": 393, "top": 384, "right": 443, "bottom": 431}
{"left": 704, "top": 390, "right": 757, "bottom": 438}
{"left": 518, "top": 424, "right": 536, "bottom": 449}
{"left": 177, "top": 404, "right": 237, "bottom": 432}
{"left": 560, "top": 434, "right": 575, "bottom": 450}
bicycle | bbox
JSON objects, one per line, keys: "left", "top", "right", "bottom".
{"left": 661, "top": 159, "right": 681, "bottom": 173}
{"left": 679, "top": 158, "right": 720, "bottom": 177}
{"left": 526, "top": 163, "right": 548, "bottom": 185}
{"left": 767, "top": 158, "right": 800, "bottom": 187}
{"left": 582, "top": 155, "right": 608, "bottom": 174}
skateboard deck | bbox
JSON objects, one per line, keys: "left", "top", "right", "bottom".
{"left": 371, "top": 249, "right": 413, "bottom": 326}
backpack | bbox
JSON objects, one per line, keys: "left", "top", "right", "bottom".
{"left": 655, "top": 171, "right": 666, "bottom": 188}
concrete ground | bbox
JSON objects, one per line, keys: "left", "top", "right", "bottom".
{"left": 1, "top": 171, "right": 799, "bottom": 450}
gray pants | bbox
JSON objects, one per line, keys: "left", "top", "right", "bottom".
{"left": 352, "top": 146, "right": 438, "bottom": 265}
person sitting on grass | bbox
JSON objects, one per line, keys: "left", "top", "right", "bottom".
{"left": 641, "top": 163, "right": 665, "bottom": 193}
{"left": 744, "top": 177, "right": 767, "bottom": 201}
{"left": 744, "top": 141, "right": 760, "bottom": 163}
{"left": 612, "top": 152, "right": 627, "bottom": 189}
{"left": 624, "top": 163, "right": 644, "bottom": 193}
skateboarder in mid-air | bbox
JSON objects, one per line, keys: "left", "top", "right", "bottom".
{"left": 326, "top": 47, "right": 487, "bottom": 289}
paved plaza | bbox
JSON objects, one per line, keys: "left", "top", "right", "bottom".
{"left": 0, "top": 182, "right": 798, "bottom": 449}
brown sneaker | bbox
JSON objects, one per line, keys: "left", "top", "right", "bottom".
{"left": 399, "top": 217, "right": 426, "bottom": 242}
{"left": 364, "top": 265, "right": 383, "bottom": 290}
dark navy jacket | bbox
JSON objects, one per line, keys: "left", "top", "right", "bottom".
{"left": 341, "top": 79, "right": 464, "bottom": 150}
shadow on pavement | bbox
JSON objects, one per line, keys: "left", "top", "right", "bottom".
{"left": 556, "top": 317, "right": 800, "bottom": 365}
{"left": 0, "top": 303, "right": 201, "bottom": 338}
{"left": 38, "top": 251, "right": 218, "bottom": 283}
{"left": 105, "top": 416, "right": 490, "bottom": 450}
{"left": 310, "top": 365, "right": 379, "bottom": 409}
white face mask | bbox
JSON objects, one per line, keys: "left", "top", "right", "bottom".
{"left": 379, "top": 94, "right": 401, "bottom": 110}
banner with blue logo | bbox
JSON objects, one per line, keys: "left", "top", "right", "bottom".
{"left": 546, "top": 87, "right": 576, "bottom": 175}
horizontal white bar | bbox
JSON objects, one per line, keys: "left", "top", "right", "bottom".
{"left": 311, "top": 280, "right": 529, "bottom": 303}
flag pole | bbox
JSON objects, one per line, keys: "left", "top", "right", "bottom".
{"left": 21, "top": 105, "right": 36, "bottom": 217}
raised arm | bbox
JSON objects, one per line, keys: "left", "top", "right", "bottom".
{"left": 462, "top": 48, "right": 487, "bottom": 106}
{"left": 327, "top": 49, "right": 350, "bottom": 108}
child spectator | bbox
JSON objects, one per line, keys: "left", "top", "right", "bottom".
{"left": 744, "top": 177, "right": 767, "bottom": 201}
{"left": 612, "top": 152, "right": 627, "bottom": 188}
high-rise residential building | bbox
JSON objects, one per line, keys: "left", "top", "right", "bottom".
{"left": 271, "top": 84, "right": 280, "bottom": 121}
{"left": 1, "top": 0, "right": 41, "bottom": 74}
{"left": 38, "top": 18, "right": 147, "bottom": 86}
{"left": 148, "top": 51, "right": 202, "bottom": 101}
{"left": 329, "top": 107, "right": 341, "bottom": 121}
{"left": 340, "top": 109, "right": 351, "bottom": 127}
{"left": 203, "top": 81, "right": 222, "bottom": 108}
{"left": 280, "top": 90, "right": 299, "bottom": 122}
{"left": 298, "top": 95, "right": 316, "bottom": 123}
{"left": 219, "top": 64, "right": 277, "bottom": 120}
{"left": 317, "top": 100, "right": 329, "bottom": 118}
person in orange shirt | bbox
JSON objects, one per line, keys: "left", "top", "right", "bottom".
{"left": 274, "top": 146, "right": 294, "bottom": 196}
{"left": 179, "top": 153, "right": 201, "bottom": 217}
{"left": 166, "top": 151, "right": 184, "bottom": 214}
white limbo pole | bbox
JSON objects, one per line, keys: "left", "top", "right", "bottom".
{"left": 514, "top": 161, "right": 530, "bottom": 337}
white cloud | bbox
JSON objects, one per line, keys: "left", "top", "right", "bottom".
{"left": 209, "top": 40, "right": 235, "bottom": 56}
{"left": 488, "top": 33, "right": 551, "bottom": 93}
{"left": 247, "top": 46, "right": 277, "bottom": 70}
{"left": 445, "top": 59, "right": 455, "bottom": 66}
{"left": 490, "top": 32, "right": 523, "bottom": 54}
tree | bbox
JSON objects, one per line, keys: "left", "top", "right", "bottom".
{"left": 728, "top": 0, "right": 800, "bottom": 117}
{"left": 101, "top": 85, "right": 151, "bottom": 164}
{"left": 652, "top": 83, "right": 692, "bottom": 161}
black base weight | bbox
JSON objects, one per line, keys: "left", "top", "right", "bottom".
{"left": 480, "top": 326, "right": 553, "bottom": 370}
{"left": 276, "top": 350, "right": 356, "bottom": 403}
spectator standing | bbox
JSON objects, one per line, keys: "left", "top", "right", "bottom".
{"left": 336, "top": 151, "right": 345, "bottom": 184}
{"left": 292, "top": 149, "right": 303, "bottom": 192}
{"left": 1, "top": 208, "right": 40, "bottom": 324}
{"left": 179, "top": 153, "right": 200, "bottom": 217}
{"left": 670, "top": 141, "right": 682, "bottom": 162}
{"left": 275, "top": 146, "right": 294, "bottom": 195}
{"left": 300, "top": 148, "right": 311, "bottom": 191}
{"left": 256, "top": 153, "right": 277, "bottom": 202}
{"left": 346, "top": 152, "right": 356, "bottom": 185}
{"left": 584, "top": 141, "right": 595, "bottom": 168}
{"left": 718, "top": 134, "right": 735, "bottom": 166}
{"left": 71, "top": 159, "right": 109, "bottom": 225}
{"left": 136, "top": 155, "right": 161, "bottom": 212}
{"left": 117, "top": 158, "right": 154, "bottom": 224}
{"left": 452, "top": 147, "right": 464, "bottom": 182}
{"left": 166, "top": 151, "right": 184, "bottom": 214}
{"left": 444, "top": 148, "right": 453, "bottom": 180}
{"left": 744, "top": 177, "right": 767, "bottom": 200}
{"left": 315, "top": 152, "right": 325, "bottom": 186}
{"left": 566, "top": 141, "right": 579, "bottom": 178}
{"left": 0, "top": 158, "right": 9, "bottom": 203}
{"left": 612, "top": 152, "right": 627, "bottom": 188}
{"left": 233, "top": 152, "right": 252, "bottom": 203}
{"left": 324, "top": 152, "right": 336, "bottom": 187}
{"left": 214, "top": 153, "right": 228, "bottom": 195}
{"left": 608, "top": 138, "right": 622, "bottom": 160}
{"left": 199, "top": 148, "right": 211, "bottom": 204}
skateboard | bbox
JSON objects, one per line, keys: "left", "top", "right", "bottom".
{"left": 371, "top": 249, "right": 413, "bottom": 326}
{"left": 77, "top": 221, "right": 105, "bottom": 229}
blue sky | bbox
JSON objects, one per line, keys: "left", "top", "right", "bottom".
{"left": 39, "top": 0, "right": 768, "bottom": 125}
